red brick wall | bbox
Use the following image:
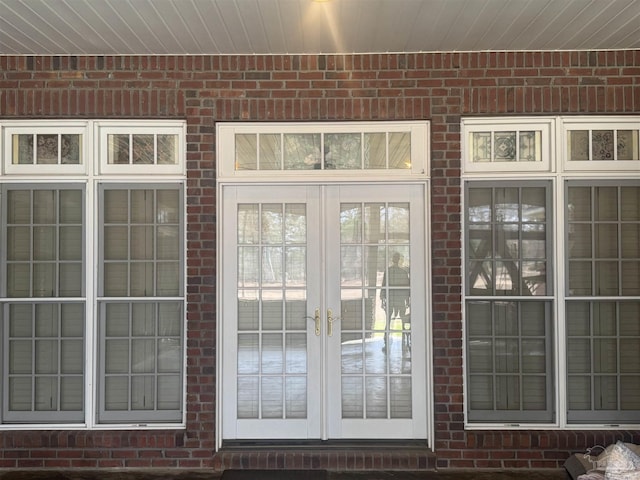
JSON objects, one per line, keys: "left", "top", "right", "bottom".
{"left": 0, "top": 51, "right": 639, "bottom": 470}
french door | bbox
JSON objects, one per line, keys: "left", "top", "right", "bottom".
{"left": 220, "top": 183, "right": 427, "bottom": 441}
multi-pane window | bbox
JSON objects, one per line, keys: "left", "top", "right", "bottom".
{"left": 98, "top": 185, "right": 184, "bottom": 423}
{"left": 462, "top": 118, "right": 552, "bottom": 173}
{"left": 465, "top": 182, "right": 554, "bottom": 423}
{"left": 0, "top": 120, "right": 185, "bottom": 428}
{"left": 218, "top": 122, "right": 429, "bottom": 177}
{"left": 566, "top": 182, "right": 640, "bottom": 423}
{"left": 1, "top": 185, "right": 85, "bottom": 423}
{"left": 463, "top": 116, "right": 640, "bottom": 428}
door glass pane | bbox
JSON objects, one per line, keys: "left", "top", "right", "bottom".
{"left": 236, "top": 202, "right": 308, "bottom": 421}
{"left": 340, "top": 201, "right": 412, "bottom": 420}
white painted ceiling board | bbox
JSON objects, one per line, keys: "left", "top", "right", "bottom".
{"left": 0, "top": 0, "right": 639, "bottom": 55}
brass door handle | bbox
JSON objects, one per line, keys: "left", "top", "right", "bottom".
{"left": 327, "top": 309, "right": 334, "bottom": 337}
{"left": 313, "top": 308, "right": 321, "bottom": 336}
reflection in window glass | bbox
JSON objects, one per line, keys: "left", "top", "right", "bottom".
{"left": 364, "top": 133, "right": 386, "bottom": 169}
{"left": 12, "top": 134, "right": 82, "bottom": 166}
{"left": 133, "top": 135, "right": 154, "bottom": 165}
{"left": 284, "top": 134, "right": 321, "bottom": 170}
{"left": 235, "top": 134, "right": 257, "bottom": 170}
{"left": 389, "top": 133, "right": 411, "bottom": 169}
{"left": 108, "top": 134, "right": 130, "bottom": 164}
{"left": 157, "top": 135, "right": 177, "bottom": 165}
{"left": 233, "top": 129, "right": 418, "bottom": 172}
{"left": 326, "top": 133, "right": 361, "bottom": 169}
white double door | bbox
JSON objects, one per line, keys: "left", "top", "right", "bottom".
{"left": 221, "top": 183, "right": 427, "bottom": 441}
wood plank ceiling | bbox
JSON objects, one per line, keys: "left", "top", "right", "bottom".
{"left": 1, "top": 0, "right": 640, "bottom": 55}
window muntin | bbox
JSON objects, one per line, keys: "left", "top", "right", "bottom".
{"left": 97, "top": 184, "right": 184, "bottom": 423}
{"left": 3, "top": 124, "right": 88, "bottom": 175}
{"left": 567, "top": 183, "right": 640, "bottom": 297}
{"left": 466, "top": 183, "right": 551, "bottom": 297}
{"left": 98, "top": 122, "right": 185, "bottom": 175}
{"left": 107, "top": 133, "right": 178, "bottom": 166}
{"left": 12, "top": 133, "right": 82, "bottom": 165}
{"left": 566, "top": 301, "right": 640, "bottom": 423}
{"left": 462, "top": 118, "right": 553, "bottom": 173}
{"left": 1, "top": 184, "right": 85, "bottom": 423}
{"left": 466, "top": 300, "right": 553, "bottom": 423}
{"left": 235, "top": 131, "right": 411, "bottom": 171}
{"left": 465, "top": 181, "right": 554, "bottom": 423}
{"left": 567, "top": 129, "right": 639, "bottom": 161}
{"left": 470, "top": 131, "right": 541, "bottom": 163}
{"left": 0, "top": 120, "right": 186, "bottom": 428}
{"left": 218, "top": 122, "right": 428, "bottom": 178}
{"left": 98, "top": 301, "right": 183, "bottom": 423}
{"left": 463, "top": 116, "right": 640, "bottom": 429}
{"left": 100, "top": 186, "right": 183, "bottom": 298}
{"left": 562, "top": 118, "right": 640, "bottom": 172}
{"left": 3, "top": 302, "right": 85, "bottom": 423}
{"left": 5, "top": 187, "right": 84, "bottom": 298}
{"left": 566, "top": 181, "right": 640, "bottom": 424}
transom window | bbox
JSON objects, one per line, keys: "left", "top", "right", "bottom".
{"left": 463, "top": 116, "right": 640, "bottom": 429}
{"left": 462, "top": 118, "right": 553, "bottom": 173}
{"left": 0, "top": 120, "right": 186, "bottom": 429}
{"left": 563, "top": 118, "right": 640, "bottom": 172}
{"left": 217, "top": 122, "right": 429, "bottom": 178}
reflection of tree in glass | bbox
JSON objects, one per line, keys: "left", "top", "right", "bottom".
{"left": 284, "top": 134, "right": 321, "bottom": 170}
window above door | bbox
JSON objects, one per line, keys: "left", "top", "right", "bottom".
{"left": 216, "top": 122, "right": 430, "bottom": 181}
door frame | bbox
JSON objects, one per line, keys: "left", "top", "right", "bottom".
{"left": 215, "top": 121, "right": 434, "bottom": 450}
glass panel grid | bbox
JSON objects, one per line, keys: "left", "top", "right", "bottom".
{"left": 466, "top": 300, "right": 552, "bottom": 422}
{"left": 234, "top": 130, "right": 412, "bottom": 171}
{"left": 102, "top": 187, "right": 182, "bottom": 297}
{"left": 470, "top": 130, "right": 542, "bottom": 163}
{"left": 568, "top": 129, "right": 640, "bottom": 162}
{"left": 100, "top": 301, "right": 183, "bottom": 419}
{"left": 567, "top": 184, "right": 640, "bottom": 297}
{"left": 3, "top": 302, "right": 85, "bottom": 420}
{"left": 466, "top": 184, "right": 549, "bottom": 297}
{"left": 5, "top": 188, "right": 84, "bottom": 298}
{"left": 108, "top": 134, "right": 178, "bottom": 165}
{"left": 12, "top": 133, "right": 82, "bottom": 165}
{"left": 566, "top": 301, "right": 640, "bottom": 421}
{"left": 340, "top": 202, "right": 412, "bottom": 420}
{"left": 236, "top": 202, "right": 308, "bottom": 419}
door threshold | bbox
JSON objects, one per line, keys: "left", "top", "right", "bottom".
{"left": 221, "top": 439, "right": 430, "bottom": 450}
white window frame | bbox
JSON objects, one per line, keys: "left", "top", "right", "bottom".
{"left": 462, "top": 115, "right": 640, "bottom": 431}
{"left": 2, "top": 122, "right": 89, "bottom": 175}
{"left": 97, "top": 121, "right": 186, "bottom": 175}
{"left": 0, "top": 120, "right": 187, "bottom": 430}
{"left": 461, "top": 117, "right": 554, "bottom": 174}
{"left": 217, "top": 121, "right": 430, "bottom": 181}
{"left": 562, "top": 116, "right": 640, "bottom": 172}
